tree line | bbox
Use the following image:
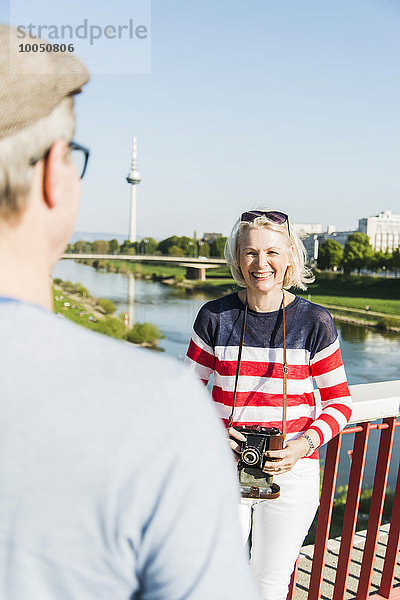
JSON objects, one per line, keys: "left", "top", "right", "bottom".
{"left": 66, "top": 232, "right": 400, "bottom": 275}
{"left": 66, "top": 235, "right": 228, "bottom": 258}
{"left": 317, "top": 233, "right": 400, "bottom": 274}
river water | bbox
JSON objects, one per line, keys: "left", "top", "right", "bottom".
{"left": 53, "top": 260, "right": 400, "bottom": 490}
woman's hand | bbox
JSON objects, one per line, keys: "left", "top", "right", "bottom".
{"left": 227, "top": 427, "right": 246, "bottom": 462}
{"left": 262, "top": 437, "right": 310, "bottom": 475}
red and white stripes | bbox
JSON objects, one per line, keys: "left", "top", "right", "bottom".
{"left": 186, "top": 334, "right": 352, "bottom": 456}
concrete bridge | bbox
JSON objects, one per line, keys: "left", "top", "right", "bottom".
{"left": 61, "top": 253, "right": 227, "bottom": 280}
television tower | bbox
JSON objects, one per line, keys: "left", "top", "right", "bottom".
{"left": 126, "top": 134, "right": 141, "bottom": 243}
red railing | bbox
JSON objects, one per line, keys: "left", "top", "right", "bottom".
{"left": 287, "top": 417, "right": 400, "bottom": 600}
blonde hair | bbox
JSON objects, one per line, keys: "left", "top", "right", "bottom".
{"left": 0, "top": 97, "right": 75, "bottom": 220}
{"left": 225, "top": 212, "right": 315, "bottom": 290}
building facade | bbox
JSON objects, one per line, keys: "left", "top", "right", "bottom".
{"left": 303, "top": 230, "right": 355, "bottom": 262}
{"left": 292, "top": 223, "right": 323, "bottom": 239}
{"left": 358, "top": 210, "right": 400, "bottom": 252}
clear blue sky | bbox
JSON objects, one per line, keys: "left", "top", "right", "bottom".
{"left": 5, "top": 0, "right": 400, "bottom": 239}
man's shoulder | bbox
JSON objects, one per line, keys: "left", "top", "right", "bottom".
{"left": 1, "top": 300, "right": 216, "bottom": 441}
{"left": 5, "top": 299, "right": 134, "bottom": 351}
{"left": 1, "top": 299, "right": 186, "bottom": 386}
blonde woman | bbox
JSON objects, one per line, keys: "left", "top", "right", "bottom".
{"left": 186, "top": 210, "right": 352, "bottom": 600}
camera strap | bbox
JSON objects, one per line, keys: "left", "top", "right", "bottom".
{"left": 228, "top": 300, "right": 248, "bottom": 428}
{"left": 228, "top": 291, "right": 288, "bottom": 442}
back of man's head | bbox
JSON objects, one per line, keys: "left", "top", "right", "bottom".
{"left": 0, "top": 24, "right": 89, "bottom": 221}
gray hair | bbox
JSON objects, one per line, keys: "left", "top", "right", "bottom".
{"left": 225, "top": 212, "right": 315, "bottom": 290}
{"left": 0, "top": 97, "right": 75, "bottom": 220}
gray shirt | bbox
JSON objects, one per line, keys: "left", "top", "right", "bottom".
{"left": 0, "top": 300, "right": 260, "bottom": 600}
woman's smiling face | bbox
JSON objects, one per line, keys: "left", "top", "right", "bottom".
{"left": 239, "top": 226, "right": 292, "bottom": 296}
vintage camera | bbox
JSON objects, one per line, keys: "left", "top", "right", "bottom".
{"left": 236, "top": 425, "right": 284, "bottom": 499}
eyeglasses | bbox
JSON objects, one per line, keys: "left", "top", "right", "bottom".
{"left": 241, "top": 210, "right": 290, "bottom": 235}
{"left": 30, "top": 140, "right": 90, "bottom": 179}
{"left": 68, "top": 141, "right": 90, "bottom": 179}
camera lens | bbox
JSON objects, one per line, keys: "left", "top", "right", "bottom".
{"left": 242, "top": 448, "right": 260, "bottom": 466}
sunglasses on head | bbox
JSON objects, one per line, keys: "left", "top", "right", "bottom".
{"left": 241, "top": 210, "right": 290, "bottom": 235}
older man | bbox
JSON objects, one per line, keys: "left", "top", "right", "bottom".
{"left": 0, "top": 25, "right": 260, "bottom": 600}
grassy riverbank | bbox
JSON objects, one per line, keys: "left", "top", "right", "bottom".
{"left": 53, "top": 279, "right": 164, "bottom": 347}
{"left": 193, "top": 272, "right": 400, "bottom": 330}
{"left": 196, "top": 272, "right": 400, "bottom": 310}
{"left": 305, "top": 273, "right": 400, "bottom": 313}
{"left": 302, "top": 273, "right": 400, "bottom": 331}
{"left": 76, "top": 258, "right": 187, "bottom": 279}
{"left": 190, "top": 273, "right": 400, "bottom": 329}
{"left": 77, "top": 258, "right": 400, "bottom": 331}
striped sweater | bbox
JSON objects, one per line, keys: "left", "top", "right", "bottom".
{"left": 186, "top": 293, "right": 352, "bottom": 458}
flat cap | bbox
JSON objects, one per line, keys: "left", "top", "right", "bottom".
{"left": 0, "top": 24, "right": 90, "bottom": 139}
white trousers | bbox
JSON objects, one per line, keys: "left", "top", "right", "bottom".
{"left": 238, "top": 458, "right": 320, "bottom": 600}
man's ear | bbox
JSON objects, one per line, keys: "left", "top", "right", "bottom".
{"left": 43, "top": 139, "right": 68, "bottom": 209}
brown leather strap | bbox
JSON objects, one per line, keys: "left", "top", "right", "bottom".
{"left": 240, "top": 483, "right": 281, "bottom": 500}
{"left": 228, "top": 299, "right": 248, "bottom": 428}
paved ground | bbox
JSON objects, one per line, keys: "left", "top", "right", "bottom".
{"left": 295, "top": 525, "right": 400, "bottom": 599}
